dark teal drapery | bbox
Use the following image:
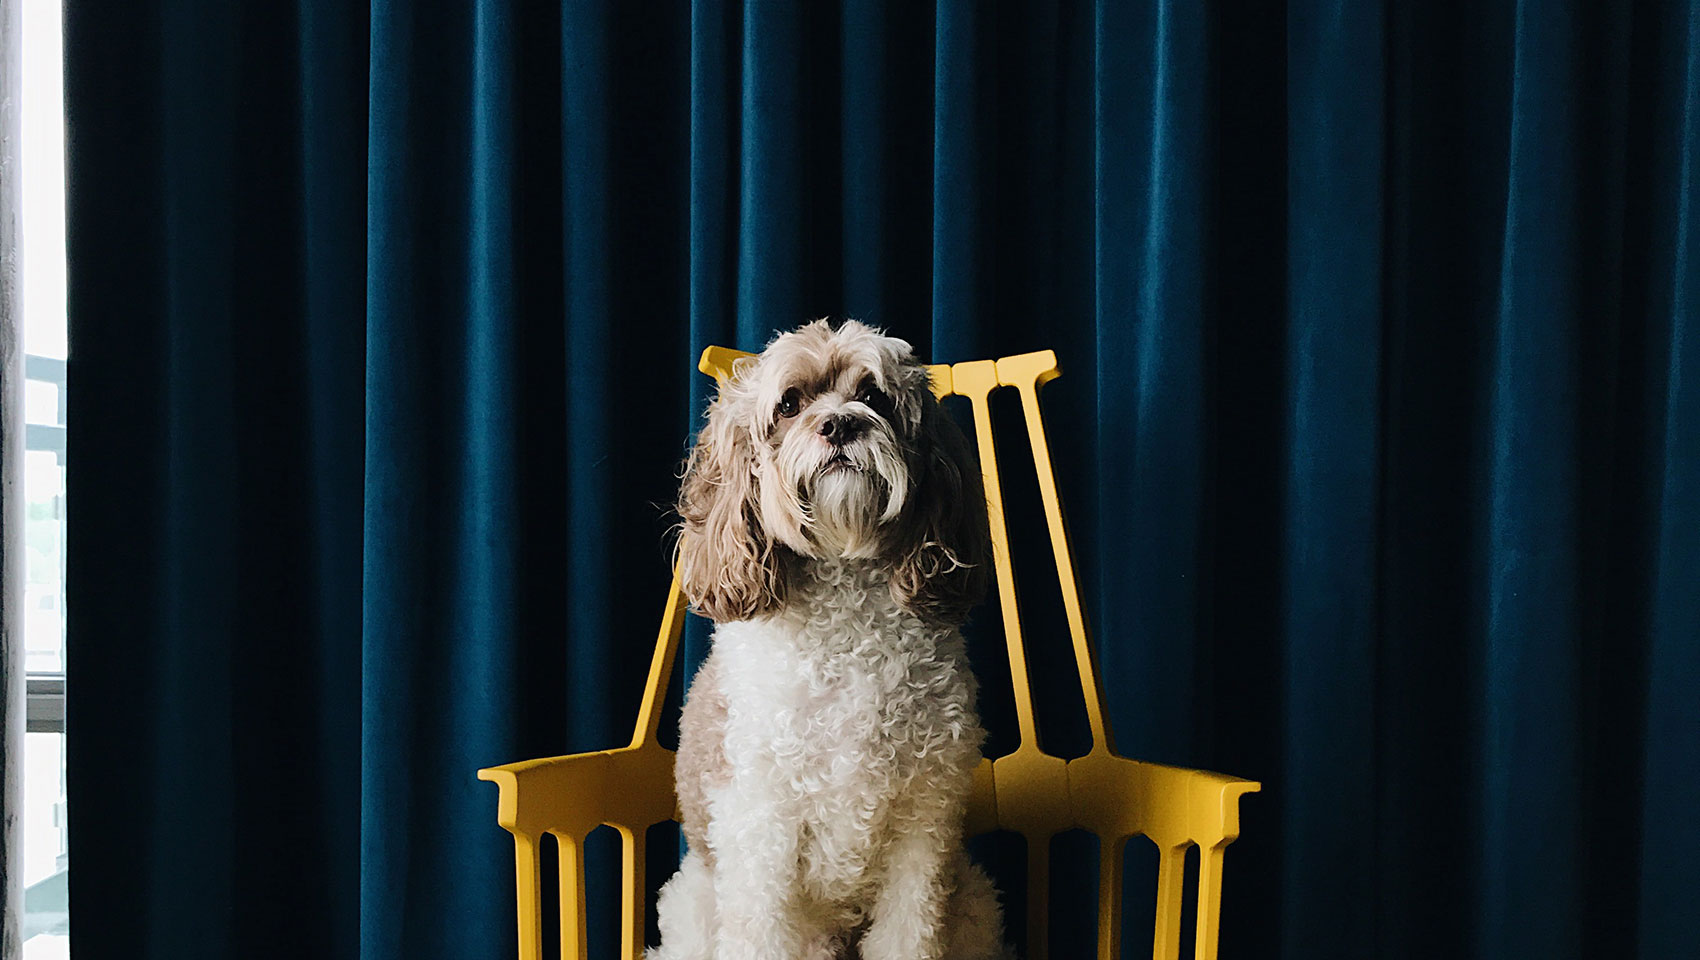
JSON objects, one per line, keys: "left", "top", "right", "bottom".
{"left": 64, "top": 2, "right": 1697, "bottom": 959}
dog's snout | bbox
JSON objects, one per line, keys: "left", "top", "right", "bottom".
{"left": 818, "top": 413, "right": 865, "bottom": 443}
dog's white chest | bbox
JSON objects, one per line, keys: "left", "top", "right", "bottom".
{"left": 710, "top": 596, "right": 982, "bottom": 906}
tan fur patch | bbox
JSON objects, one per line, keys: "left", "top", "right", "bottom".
{"left": 674, "top": 654, "right": 731, "bottom": 867}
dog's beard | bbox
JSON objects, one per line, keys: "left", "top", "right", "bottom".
{"left": 766, "top": 425, "right": 911, "bottom": 560}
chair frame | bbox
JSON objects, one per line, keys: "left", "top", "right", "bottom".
{"left": 480, "top": 347, "right": 1261, "bottom": 960}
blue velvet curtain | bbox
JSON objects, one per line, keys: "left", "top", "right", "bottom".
{"left": 64, "top": 1, "right": 1697, "bottom": 959}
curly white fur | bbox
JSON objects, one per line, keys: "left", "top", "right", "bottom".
{"left": 651, "top": 321, "right": 1009, "bottom": 960}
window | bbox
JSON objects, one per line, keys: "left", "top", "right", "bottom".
{"left": 21, "top": 0, "right": 69, "bottom": 956}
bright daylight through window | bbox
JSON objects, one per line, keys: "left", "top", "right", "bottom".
{"left": 20, "top": 0, "right": 70, "bottom": 956}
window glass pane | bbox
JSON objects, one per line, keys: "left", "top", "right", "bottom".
{"left": 23, "top": 380, "right": 57, "bottom": 426}
{"left": 22, "top": 0, "right": 69, "bottom": 956}
{"left": 21, "top": 732, "right": 67, "bottom": 956}
{"left": 21, "top": 0, "right": 67, "bottom": 361}
{"left": 22, "top": 449, "right": 64, "bottom": 674}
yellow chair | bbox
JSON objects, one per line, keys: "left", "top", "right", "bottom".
{"left": 479, "top": 347, "right": 1261, "bottom": 960}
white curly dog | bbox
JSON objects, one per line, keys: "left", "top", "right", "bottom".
{"left": 649, "top": 320, "right": 1010, "bottom": 960}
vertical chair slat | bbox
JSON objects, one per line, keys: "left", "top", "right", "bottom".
{"left": 556, "top": 833, "right": 590, "bottom": 960}
{"left": 1194, "top": 844, "right": 1228, "bottom": 960}
{"left": 1096, "top": 834, "right": 1128, "bottom": 960}
{"left": 1152, "top": 843, "right": 1188, "bottom": 960}
{"left": 951, "top": 359, "right": 1042, "bottom": 748}
{"left": 620, "top": 825, "right": 646, "bottom": 960}
{"left": 999, "top": 352, "right": 1116, "bottom": 757}
{"left": 513, "top": 833, "right": 545, "bottom": 960}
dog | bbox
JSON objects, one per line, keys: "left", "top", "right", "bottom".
{"left": 649, "top": 320, "right": 1010, "bottom": 960}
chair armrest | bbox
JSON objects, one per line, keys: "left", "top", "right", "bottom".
{"left": 478, "top": 745, "right": 678, "bottom": 838}
{"left": 1069, "top": 752, "right": 1261, "bottom": 847}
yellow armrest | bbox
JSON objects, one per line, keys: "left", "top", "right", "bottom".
{"left": 478, "top": 745, "right": 677, "bottom": 839}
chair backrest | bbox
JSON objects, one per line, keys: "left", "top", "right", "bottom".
{"left": 480, "top": 345, "right": 1259, "bottom": 960}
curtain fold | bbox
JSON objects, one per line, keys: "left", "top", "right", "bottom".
{"left": 1280, "top": 0, "right": 1385, "bottom": 953}
{"left": 1637, "top": 3, "right": 1700, "bottom": 956}
{"left": 64, "top": 1, "right": 1698, "bottom": 958}
{"left": 65, "top": 1, "right": 367, "bottom": 956}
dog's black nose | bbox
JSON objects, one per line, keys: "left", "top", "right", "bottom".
{"left": 818, "top": 414, "right": 864, "bottom": 443}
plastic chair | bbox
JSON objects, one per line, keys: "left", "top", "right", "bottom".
{"left": 479, "top": 346, "right": 1261, "bottom": 960}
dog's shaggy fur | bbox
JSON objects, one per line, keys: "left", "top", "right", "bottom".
{"left": 649, "top": 321, "right": 1009, "bottom": 960}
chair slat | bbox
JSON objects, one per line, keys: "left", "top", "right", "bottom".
{"left": 513, "top": 833, "right": 544, "bottom": 960}
{"left": 950, "top": 359, "right": 1040, "bottom": 748}
{"left": 631, "top": 576, "right": 689, "bottom": 750}
{"left": 620, "top": 825, "right": 646, "bottom": 960}
{"left": 1194, "top": 844, "right": 1228, "bottom": 960}
{"left": 1152, "top": 843, "right": 1188, "bottom": 960}
{"left": 556, "top": 833, "right": 589, "bottom": 960}
{"left": 999, "top": 351, "right": 1115, "bottom": 757}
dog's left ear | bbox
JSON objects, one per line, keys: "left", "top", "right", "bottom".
{"left": 888, "top": 399, "right": 991, "bottom": 624}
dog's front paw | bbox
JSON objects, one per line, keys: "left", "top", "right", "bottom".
{"left": 651, "top": 851, "right": 715, "bottom": 960}
{"left": 860, "top": 918, "right": 942, "bottom": 960}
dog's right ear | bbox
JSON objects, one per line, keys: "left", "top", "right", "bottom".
{"left": 675, "top": 389, "right": 785, "bottom": 622}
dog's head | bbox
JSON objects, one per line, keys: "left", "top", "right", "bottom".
{"left": 676, "top": 320, "right": 989, "bottom": 624}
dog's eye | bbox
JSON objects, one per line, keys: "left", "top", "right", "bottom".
{"left": 855, "top": 381, "right": 889, "bottom": 414}
{"left": 777, "top": 388, "right": 802, "bottom": 419}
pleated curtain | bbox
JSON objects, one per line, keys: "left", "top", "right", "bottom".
{"left": 63, "top": 2, "right": 1698, "bottom": 958}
